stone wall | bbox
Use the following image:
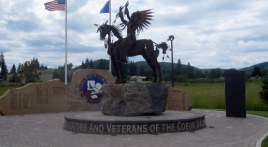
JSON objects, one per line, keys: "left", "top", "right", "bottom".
{"left": 166, "top": 88, "right": 192, "bottom": 111}
{"left": 0, "top": 79, "right": 68, "bottom": 115}
{"left": 0, "top": 69, "right": 192, "bottom": 115}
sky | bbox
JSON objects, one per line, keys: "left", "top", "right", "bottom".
{"left": 0, "top": 0, "right": 268, "bottom": 71}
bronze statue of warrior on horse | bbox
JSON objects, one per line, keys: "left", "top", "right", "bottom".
{"left": 95, "top": 1, "right": 168, "bottom": 84}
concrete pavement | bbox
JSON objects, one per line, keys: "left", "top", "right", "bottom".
{"left": 0, "top": 110, "right": 267, "bottom": 147}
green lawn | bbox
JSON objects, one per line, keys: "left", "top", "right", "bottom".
{"left": 174, "top": 80, "right": 268, "bottom": 111}
{"left": 263, "top": 137, "right": 268, "bottom": 147}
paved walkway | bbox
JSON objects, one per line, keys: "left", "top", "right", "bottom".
{"left": 0, "top": 110, "right": 267, "bottom": 147}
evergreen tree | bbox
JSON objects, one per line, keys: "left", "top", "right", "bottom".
{"left": 162, "top": 69, "right": 166, "bottom": 74}
{"left": 128, "top": 62, "right": 137, "bottom": 76}
{"left": 260, "top": 72, "right": 268, "bottom": 105}
{"left": 186, "top": 62, "right": 195, "bottom": 79}
{"left": 17, "top": 63, "right": 23, "bottom": 74}
{"left": 52, "top": 67, "right": 62, "bottom": 80}
{"left": 10, "top": 64, "right": 16, "bottom": 74}
{"left": 89, "top": 60, "right": 94, "bottom": 69}
{"left": 187, "top": 62, "right": 191, "bottom": 73}
{"left": 251, "top": 66, "right": 262, "bottom": 77}
{"left": 139, "top": 63, "right": 146, "bottom": 76}
{"left": 9, "top": 64, "right": 17, "bottom": 82}
{"left": 177, "top": 59, "right": 182, "bottom": 69}
{"left": 32, "top": 57, "right": 40, "bottom": 69}
{"left": 67, "top": 63, "right": 73, "bottom": 70}
{"left": 98, "top": 59, "right": 107, "bottom": 69}
{"left": 122, "top": 63, "right": 129, "bottom": 76}
{"left": 176, "top": 58, "right": 184, "bottom": 75}
{"left": 81, "top": 61, "right": 86, "bottom": 69}
{"left": 210, "top": 68, "right": 222, "bottom": 79}
{"left": 85, "top": 58, "right": 90, "bottom": 68}
{"left": 17, "top": 63, "right": 23, "bottom": 82}
{"left": 52, "top": 63, "right": 73, "bottom": 82}
{"left": 195, "top": 70, "right": 206, "bottom": 78}
{"left": 39, "top": 64, "right": 48, "bottom": 70}
{"left": 0, "top": 52, "right": 8, "bottom": 81}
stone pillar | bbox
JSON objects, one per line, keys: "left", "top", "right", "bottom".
{"left": 68, "top": 69, "right": 115, "bottom": 111}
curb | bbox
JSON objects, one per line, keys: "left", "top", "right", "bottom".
{"left": 246, "top": 114, "right": 268, "bottom": 147}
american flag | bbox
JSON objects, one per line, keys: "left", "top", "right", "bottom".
{"left": 45, "top": 0, "right": 65, "bottom": 11}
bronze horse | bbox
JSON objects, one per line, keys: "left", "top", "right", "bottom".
{"left": 96, "top": 22, "right": 168, "bottom": 84}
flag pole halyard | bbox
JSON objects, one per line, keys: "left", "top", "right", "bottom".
{"left": 64, "top": 0, "right": 68, "bottom": 85}
{"left": 44, "top": 0, "right": 67, "bottom": 84}
{"left": 100, "top": 0, "right": 112, "bottom": 72}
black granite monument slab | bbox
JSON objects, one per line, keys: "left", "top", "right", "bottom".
{"left": 224, "top": 69, "right": 246, "bottom": 118}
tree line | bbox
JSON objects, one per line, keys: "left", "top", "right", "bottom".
{"left": 1, "top": 51, "right": 267, "bottom": 84}
{"left": 1, "top": 52, "right": 267, "bottom": 105}
{"left": 0, "top": 52, "right": 47, "bottom": 84}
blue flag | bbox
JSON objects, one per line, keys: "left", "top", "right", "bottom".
{"left": 57, "top": 0, "right": 65, "bottom": 5}
{"left": 100, "top": 0, "right": 110, "bottom": 13}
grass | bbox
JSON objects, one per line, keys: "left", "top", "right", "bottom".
{"left": 0, "top": 83, "right": 21, "bottom": 96}
{"left": 263, "top": 137, "right": 268, "bottom": 147}
{"left": 247, "top": 111, "right": 268, "bottom": 118}
{"left": 174, "top": 80, "right": 268, "bottom": 111}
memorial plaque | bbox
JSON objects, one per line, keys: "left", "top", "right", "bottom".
{"left": 0, "top": 79, "right": 68, "bottom": 115}
{"left": 10, "top": 92, "right": 19, "bottom": 110}
{"left": 53, "top": 87, "right": 65, "bottom": 95}
{"left": 21, "top": 93, "right": 33, "bottom": 109}
{"left": 224, "top": 69, "right": 246, "bottom": 118}
{"left": 37, "top": 87, "right": 48, "bottom": 104}
{"left": 166, "top": 88, "right": 192, "bottom": 111}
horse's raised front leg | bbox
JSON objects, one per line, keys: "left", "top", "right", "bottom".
{"left": 118, "top": 62, "right": 125, "bottom": 83}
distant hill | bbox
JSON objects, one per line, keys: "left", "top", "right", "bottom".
{"left": 240, "top": 62, "right": 268, "bottom": 75}
{"left": 78, "top": 59, "right": 268, "bottom": 76}
{"left": 135, "top": 61, "right": 202, "bottom": 72}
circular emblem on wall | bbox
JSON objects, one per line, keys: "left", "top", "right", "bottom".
{"left": 80, "top": 74, "right": 107, "bottom": 104}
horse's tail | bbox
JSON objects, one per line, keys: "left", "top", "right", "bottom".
{"left": 153, "top": 41, "right": 169, "bottom": 60}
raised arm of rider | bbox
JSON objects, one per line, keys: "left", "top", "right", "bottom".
{"left": 125, "top": 7, "right": 133, "bottom": 22}
{"left": 119, "top": 6, "right": 128, "bottom": 24}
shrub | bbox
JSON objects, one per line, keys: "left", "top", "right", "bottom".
{"left": 260, "top": 72, "right": 268, "bottom": 105}
{"left": 174, "top": 74, "right": 188, "bottom": 82}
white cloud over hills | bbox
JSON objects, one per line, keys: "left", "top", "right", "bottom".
{"left": 0, "top": 0, "right": 268, "bottom": 70}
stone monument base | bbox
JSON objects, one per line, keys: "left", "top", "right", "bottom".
{"left": 101, "top": 83, "right": 168, "bottom": 116}
{"left": 64, "top": 111, "right": 206, "bottom": 134}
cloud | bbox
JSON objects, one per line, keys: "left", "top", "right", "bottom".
{"left": 0, "top": 0, "right": 268, "bottom": 70}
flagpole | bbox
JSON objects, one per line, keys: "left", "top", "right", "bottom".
{"left": 109, "top": 0, "right": 112, "bottom": 72}
{"left": 65, "top": 0, "right": 68, "bottom": 85}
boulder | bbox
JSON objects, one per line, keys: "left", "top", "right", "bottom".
{"left": 101, "top": 83, "right": 168, "bottom": 116}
